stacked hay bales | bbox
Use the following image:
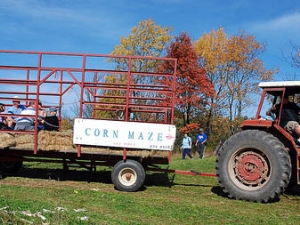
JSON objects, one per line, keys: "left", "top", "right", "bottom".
{"left": 38, "top": 130, "right": 74, "bottom": 151}
{"left": 0, "top": 130, "right": 170, "bottom": 158}
{"left": 0, "top": 130, "right": 75, "bottom": 151}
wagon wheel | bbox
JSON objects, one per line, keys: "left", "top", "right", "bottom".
{"left": 111, "top": 159, "right": 145, "bottom": 192}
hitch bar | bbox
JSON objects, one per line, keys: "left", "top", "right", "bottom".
{"left": 147, "top": 168, "right": 217, "bottom": 177}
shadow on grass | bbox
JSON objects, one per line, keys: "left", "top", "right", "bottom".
{"left": 8, "top": 166, "right": 299, "bottom": 202}
{"left": 210, "top": 186, "right": 281, "bottom": 203}
{"left": 211, "top": 185, "right": 300, "bottom": 203}
{"left": 284, "top": 185, "right": 300, "bottom": 198}
{"left": 1, "top": 167, "right": 186, "bottom": 189}
{"left": 144, "top": 172, "right": 174, "bottom": 188}
{"left": 210, "top": 186, "right": 228, "bottom": 198}
{"left": 2, "top": 167, "right": 113, "bottom": 184}
{"left": 144, "top": 172, "right": 218, "bottom": 190}
{"left": 1, "top": 166, "right": 221, "bottom": 192}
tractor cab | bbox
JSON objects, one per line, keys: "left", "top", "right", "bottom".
{"left": 242, "top": 81, "right": 300, "bottom": 149}
{"left": 258, "top": 81, "right": 300, "bottom": 121}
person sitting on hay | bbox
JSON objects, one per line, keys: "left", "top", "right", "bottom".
{"left": 40, "top": 107, "right": 59, "bottom": 131}
{"left": 14, "top": 101, "right": 37, "bottom": 131}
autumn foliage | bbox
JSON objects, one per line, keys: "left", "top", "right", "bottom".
{"left": 194, "top": 27, "right": 276, "bottom": 140}
{"left": 111, "top": 19, "right": 172, "bottom": 58}
{"left": 163, "top": 32, "right": 214, "bottom": 133}
{"left": 106, "top": 21, "right": 278, "bottom": 149}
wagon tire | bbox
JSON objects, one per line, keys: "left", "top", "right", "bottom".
{"left": 216, "top": 129, "right": 291, "bottom": 203}
{"left": 111, "top": 159, "right": 145, "bottom": 192}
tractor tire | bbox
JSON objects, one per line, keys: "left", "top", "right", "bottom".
{"left": 111, "top": 159, "right": 146, "bottom": 192}
{"left": 216, "top": 129, "right": 291, "bottom": 203}
{"left": 0, "top": 161, "right": 23, "bottom": 173}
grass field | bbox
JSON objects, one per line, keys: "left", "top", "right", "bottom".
{"left": 0, "top": 153, "right": 300, "bottom": 224}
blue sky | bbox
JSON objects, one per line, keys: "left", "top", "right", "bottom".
{"left": 0, "top": 0, "right": 299, "bottom": 80}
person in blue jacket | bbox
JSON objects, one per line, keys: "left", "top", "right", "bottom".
{"left": 195, "top": 128, "right": 207, "bottom": 159}
{"left": 6, "top": 96, "right": 26, "bottom": 129}
{"left": 181, "top": 133, "right": 193, "bottom": 160}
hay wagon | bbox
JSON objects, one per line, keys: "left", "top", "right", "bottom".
{"left": 0, "top": 50, "right": 215, "bottom": 191}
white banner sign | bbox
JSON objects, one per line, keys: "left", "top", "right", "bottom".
{"left": 73, "top": 118, "right": 176, "bottom": 151}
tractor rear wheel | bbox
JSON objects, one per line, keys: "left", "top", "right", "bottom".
{"left": 216, "top": 129, "right": 291, "bottom": 203}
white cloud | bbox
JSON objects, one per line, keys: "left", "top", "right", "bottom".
{"left": 0, "top": 0, "right": 131, "bottom": 41}
{"left": 249, "top": 13, "right": 300, "bottom": 34}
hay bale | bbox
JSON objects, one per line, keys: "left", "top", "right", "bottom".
{"left": 15, "top": 134, "right": 34, "bottom": 149}
{"left": 39, "top": 144, "right": 75, "bottom": 152}
{"left": 15, "top": 134, "right": 34, "bottom": 143}
{"left": 38, "top": 130, "right": 74, "bottom": 151}
{"left": 39, "top": 130, "right": 73, "bottom": 145}
{"left": 0, "top": 133, "right": 16, "bottom": 148}
{"left": 4, "top": 130, "right": 170, "bottom": 158}
{"left": 12, "top": 130, "right": 74, "bottom": 151}
{"left": 80, "top": 146, "right": 112, "bottom": 154}
{"left": 126, "top": 149, "right": 169, "bottom": 158}
{"left": 80, "top": 146, "right": 169, "bottom": 158}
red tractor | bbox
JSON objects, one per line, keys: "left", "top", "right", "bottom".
{"left": 216, "top": 81, "right": 300, "bottom": 202}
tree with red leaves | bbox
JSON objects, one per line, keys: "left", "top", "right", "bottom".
{"left": 164, "top": 32, "right": 214, "bottom": 133}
